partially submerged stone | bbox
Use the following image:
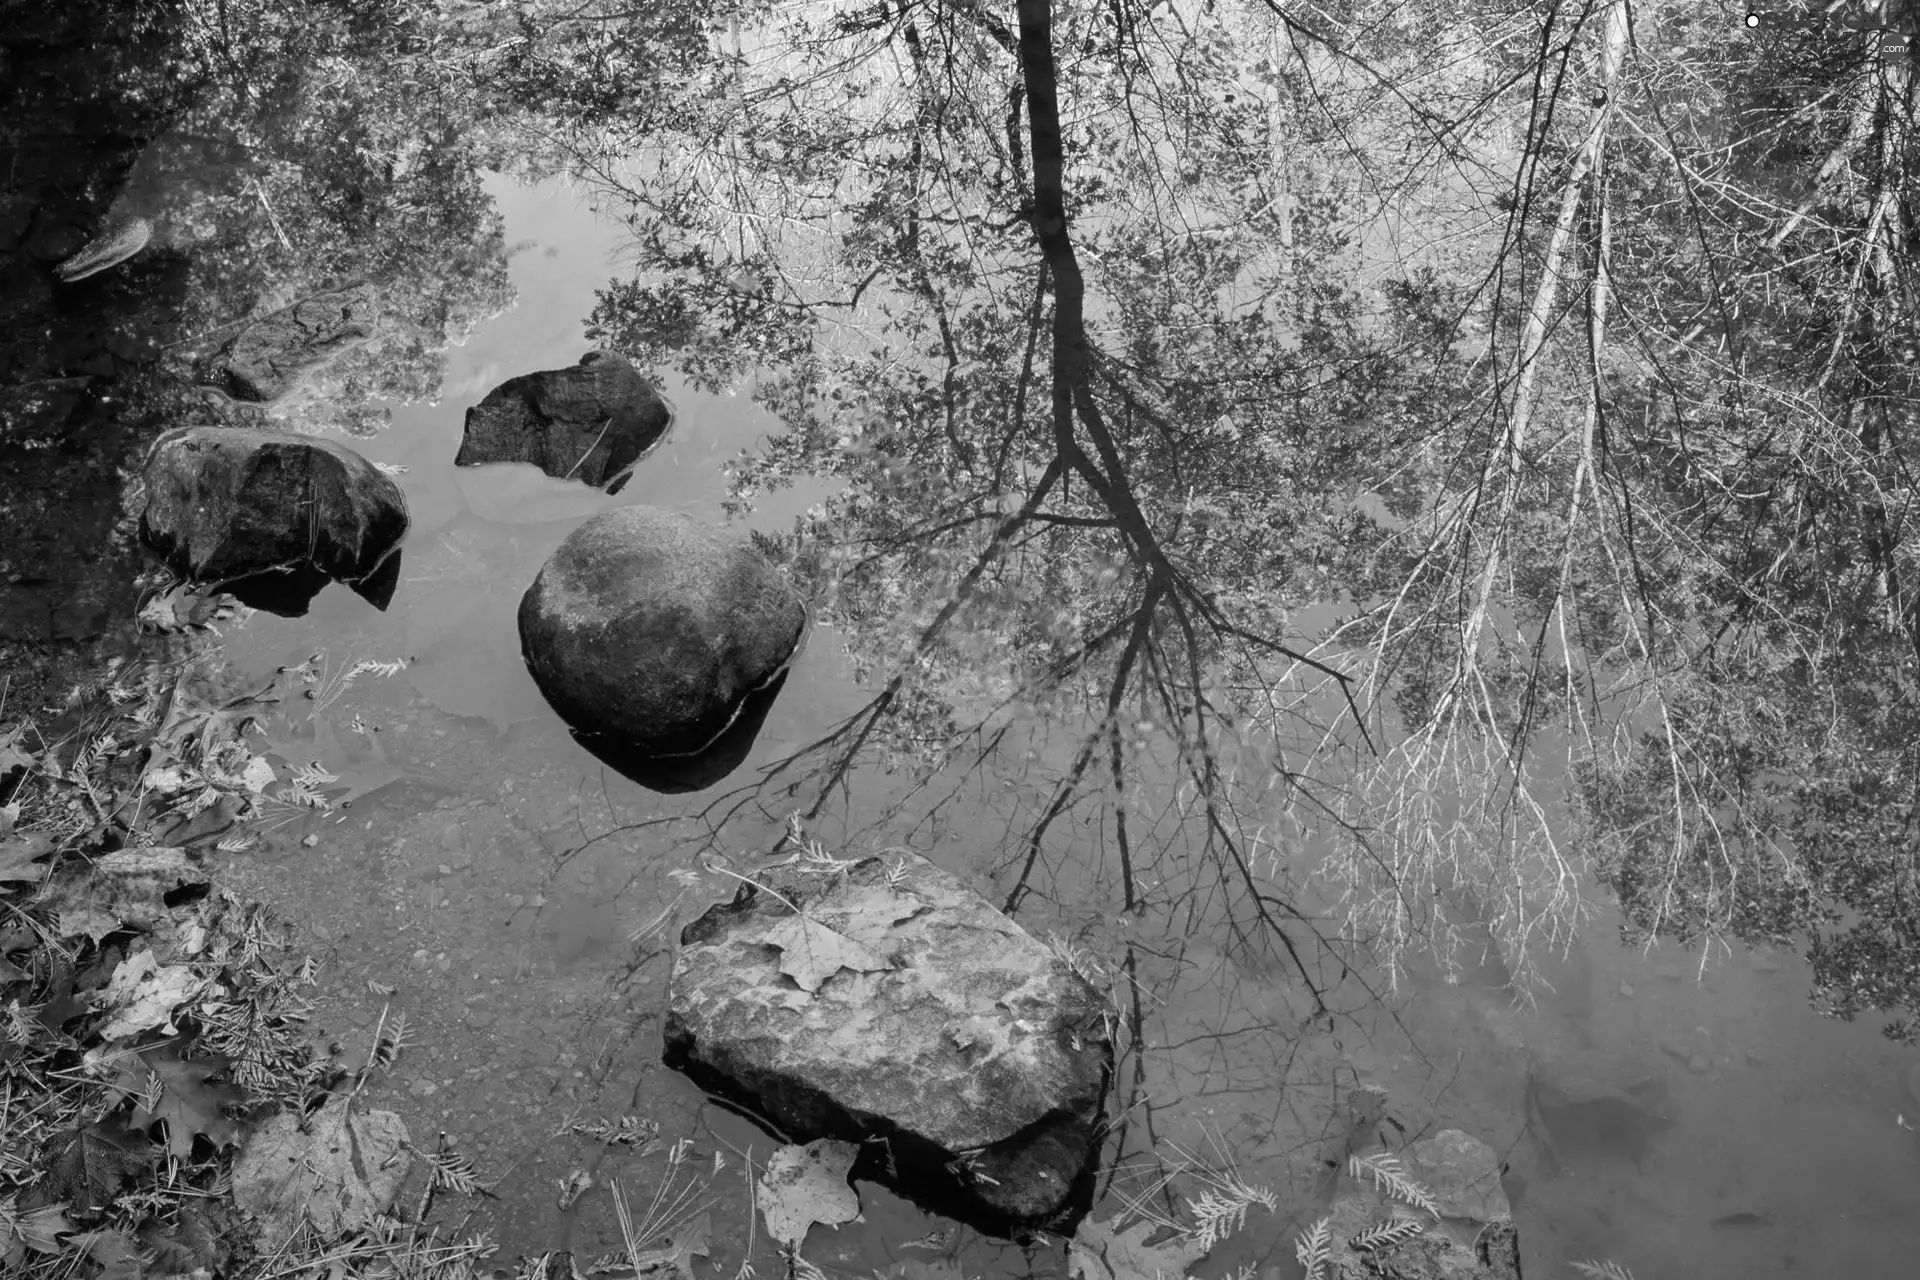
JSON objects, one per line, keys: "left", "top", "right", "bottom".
{"left": 517, "top": 506, "right": 804, "bottom": 783}
{"left": 664, "top": 850, "right": 1112, "bottom": 1235}
{"left": 139, "top": 425, "right": 408, "bottom": 616}
{"left": 193, "top": 280, "right": 378, "bottom": 402}
{"left": 457, "top": 349, "right": 671, "bottom": 494}
{"left": 1325, "top": 1131, "right": 1520, "bottom": 1279}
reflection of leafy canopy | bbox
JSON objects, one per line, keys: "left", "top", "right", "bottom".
{"left": 578, "top": 2, "right": 1920, "bottom": 1043}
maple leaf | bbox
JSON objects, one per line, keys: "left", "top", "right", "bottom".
{"left": 113, "top": 1049, "right": 245, "bottom": 1160}
{"left": 0, "top": 830, "right": 57, "bottom": 885}
{"left": 1068, "top": 1215, "right": 1210, "bottom": 1280}
{"left": 250, "top": 713, "right": 417, "bottom": 813}
{"left": 760, "top": 913, "right": 892, "bottom": 993}
{"left": 233, "top": 1094, "right": 412, "bottom": 1247}
{"left": 755, "top": 1139, "right": 861, "bottom": 1249}
{"left": 93, "top": 948, "right": 207, "bottom": 1040}
{"left": 43, "top": 1118, "right": 160, "bottom": 1214}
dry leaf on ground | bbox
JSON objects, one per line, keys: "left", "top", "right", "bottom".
{"left": 0, "top": 830, "right": 57, "bottom": 884}
{"left": 755, "top": 1139, "right": 861, "bottom": 1248}
{"left": 42, "top": 1118, "right": 158, "bottom": 1215}
{"left": 1067, "top": 1215, "right": 1210, "bottom": 1280}
{"left": 112, "top": 1049, "right": 245, "bottom": 1160}
{"left": 0, "top": 1197, "right": 74, "bottom": 1267}
{"left": 93, "top": 948, "right": 207, "bottom": 1039}
{"left": 233, "top": 1094, "right": 412, "bottom": 1246}
{"left": 761, "top": 914, "right": 891, "bottom": 993}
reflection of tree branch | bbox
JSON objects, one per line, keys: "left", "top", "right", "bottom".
{"left": 762, "top": 454, "right": 1070, "bottom": 804}
{"left": 1003, "top": 587, "right": 1160, "bottom": 916}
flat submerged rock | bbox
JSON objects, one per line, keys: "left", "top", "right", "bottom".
{"left": 664, "top": 850, "right": 1111, "bottom": 1234}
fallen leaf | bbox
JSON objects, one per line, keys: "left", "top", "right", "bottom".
{"left": 880, "top": 1262, "right": 970, "bottom": 1280}
{"left": 755, "top": 1139, "right": 861, "bottom": 1249}
{"left": 94, "top": 948, "right": 207, "bottom": 1039}
{"left": 623, "top": 1208, "right": 712, "bottom": 1280}
{"left": 233, "top": 1095, "right": 412, "bottom": 1247}
{"left": 0, "top": 830, "right": 57, "bottom": 884}
{"left": 39, "top": 847, "right": 207, "bottom": 940}
{"left": 42, "top": 1118, "right": 159, "bottom": 1215}
{"left": 70, "top": 1228, "right": 145, "bottom": 1280}
{"left": 139, "top": 1203, "right": 223, "bottom": 1276}
{"left": 1068, "top": 1215, "right": 1209, "bottom": 1280}
{"left": 0, "top": 1197, "right": 74, "bottom": 1258}
{"left": 761, "top": 914, "right": 891, "bottom": 994}
{"left": 114, "top": 1049, "right": 245, "bottom": 1160}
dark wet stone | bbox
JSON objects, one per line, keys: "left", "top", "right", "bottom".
{"left": 1525, "top": 1045, "right": 1672, "bottom": 1172}
{"left": 517, "top": 505, "right": 805, "bottom": 770}
{"left": 664, "top": 852, "right": 1112, "bottom": 1237}
{"left": 456, "top": 349, "right": 670, "bottom": 494}
{"left": 192, "top": 280, "right": 378, "bottom": 402}
{"left": 138, "top": 425, "right": 409, "bottom": 616}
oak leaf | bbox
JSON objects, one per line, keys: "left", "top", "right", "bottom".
{"left": 112, "top": 1049, "right": 245, "bottom": 1160}
{"left": 1068, "top": 1215, "right": 1209, "bottom": 1280}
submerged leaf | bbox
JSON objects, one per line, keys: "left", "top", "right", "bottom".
{"left": 233, "top": 1094, "right": 411, "bottom": 1246}
{"left": 755, "top": 1139, "right": 861, "bottom": 1248}
{"left": 1068, "top": 1215, "right": 1209, "bottom": 1280}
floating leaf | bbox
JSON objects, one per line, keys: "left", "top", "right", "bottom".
{"left": 755, "top": 1139, "right": 861, "bottom": 1248}
{"left": 1068, "top": 1215, "right": 1209, "bottom": 1280}
{"left": 760, "top": 913, "right": 891, "bottom": 993}
{"left": 233, "top": 1094, "right": 412, "bottom": 1246}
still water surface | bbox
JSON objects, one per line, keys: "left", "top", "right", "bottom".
{"left": 204, "top": 173, "right": 1920, "bottom": 1280}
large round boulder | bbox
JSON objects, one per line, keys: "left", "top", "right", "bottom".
{"left": 139, "top": 426, "right": 408, "bottom": 616}
{"left": 456, "top": 350, "right": 671, "bottom": 495}
{"left": 517, "top": 506, "right": 806, "bottom": 763}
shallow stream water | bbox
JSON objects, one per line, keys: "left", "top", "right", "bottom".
{"left": 158, "top": 171, "right": 1920, "bottom": 1280}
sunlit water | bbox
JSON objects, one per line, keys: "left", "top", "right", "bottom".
{"left": 200, "top": 174, "right": 1920, "bottom": 1280}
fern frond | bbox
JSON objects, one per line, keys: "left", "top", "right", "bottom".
{"left": 216, "top": 832, "right": 257, "bottom": 852}
{"left": 1348, "top": 1152, "right": 1440, "bottom": 1217}
{"left": 1350, "top": 1215, "right": 1426, "bottom": 1251}
{"left": 291, "top": 760, "right": 338, "bottom": 789}
{"left": 1292, "top": 1217, "right": 1331, "bottom": 1280}
{"left": 370, "top": 1011, "right": 410, "bottom": 1069}
{"left": 428, "top": 1145, "right": 487, "bottom": 1195}
{"left": 1570, "top": 1263, "right": 1636, "bottom": 1280}
{"left": 1186, "top": 1180, "right": 1273, "bottom": 1251}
